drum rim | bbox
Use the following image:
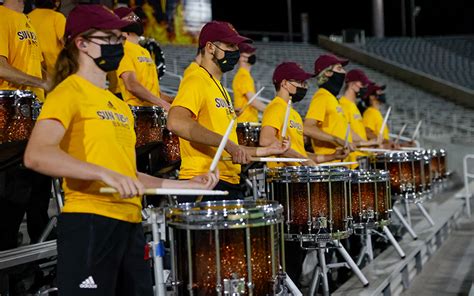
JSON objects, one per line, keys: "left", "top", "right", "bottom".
{"left": 237, "top": 122, "right": 261, "bottom": 127}
{"left": 375, "top": 151, "right": 414, "bottom": 162}
{"left": 166, "top": 199, "right": 283, "bottom": 230}
{"left": 266, "top": 165, "right": 350, "bottom": 182}
{"left": 129, "top": 105, "right": 165, "bottom": 112}
{"left": 0, "top": 89, "right": 36, "bottom": 98}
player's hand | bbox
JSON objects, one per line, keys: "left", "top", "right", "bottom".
{"left": 99, "top": 168, "right": 145, "bottom": 198}
{"left": 225, "top": 142, "right": 252, "bottom": 164}
{"left": 189, "top": 169, "right": 220, "bottom": 190}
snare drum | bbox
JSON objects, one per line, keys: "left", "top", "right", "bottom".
{"left": 236, "top": 122, "right": 261, "bottom": 147}
{"left": 167, "top": 200, "right": 284, "bottom": 295}
{"left": 158, "top": 115, "right": 180, "bottom": 168}
{"left": 430, "top": 149, "right": 447, "bottom": 180}
{"left": 0, "top": 90, "right": 38, "bottom": 143}
{"left": 375, "top": 151, "right": 415, "bottom": 196}
{"left": 422, "top": 150, "right": 432, "bottom": 191}
{"left": 130, "top": 105, "right": 165, "bottom": 147}
{"left": 350, "top": 170, "right": 391, "bottom": 229}
{"left": 266, "top": 166, "right": 351, "bottom": 242}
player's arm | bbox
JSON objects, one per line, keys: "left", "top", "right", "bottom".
{"left": 121, "top": 71, "right": 170, "bottom": 110}
{"left": 0, "top": 56, "right": 51, "bottom": 91}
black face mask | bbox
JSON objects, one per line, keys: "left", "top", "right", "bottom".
{"left": 290, "top": 86, "right": 308, "bottom": 103}
{"left": 357, "top": 87, "right": 367, "bottom": 98}
{"left": 124, "top": 22, "right": 144, "bottom": 36}
{"left": 89, "top": 44, "right": 124, "bottom": 72}
{"left": 247, "top": 54, "right": 257, "bottom": 65}
{"left": 377, "top": 93, "right": 387, "bottom": 103}
{"left": 213, "top": 44, "right": 240, "bottom": 73}
{"left": 320, "top": 71, "right": 346, "bottom": 97}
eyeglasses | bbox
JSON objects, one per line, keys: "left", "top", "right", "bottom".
{"left": 123, "top": 14, "right": 141, "bottom": 22}
{"left": 85, "top": 34, "right": 126, "bottom": 45}
{"left": 289, "top": 80, "right": 309, "bottom": 88}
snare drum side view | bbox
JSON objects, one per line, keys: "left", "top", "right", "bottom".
{"left": 0, "top": 90, "right": 38, "bottom": 143}
{"left": 349, "top": 170, "right": 391, "bottom": 229}
{"left": 375, "top": 152, "right": 415, "bottom": 197}
{"left": 167, "top": 200, "right": 284, "bottom": 296}
{"left": 130, "top": 105, "right": 165, "bottom": 147}
{"left": 236, "top": 122, "right": 261, "bottom": 147}
{"left": 431, "top": 149, "right": 448, "bottom": 181}
{"left": 266, "top": 166, "right": 351, "bottom": 242}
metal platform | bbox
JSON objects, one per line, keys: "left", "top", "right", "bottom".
{"left": 333, "top": 183, "right": 471, "bottom": 296}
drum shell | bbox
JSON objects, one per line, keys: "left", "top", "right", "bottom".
{"left": 167, "top": 200, "right": 283, "bottom": 296}
{"left": 266, "top": 166, "right": 351, "bottom": 240}
{"left": 130, "top": 106, "right": 165, "bottom": 147}
{"left": 236, "top": 122, "right": 261, "bottom": 147}
{"left": 0, "top": 90, "right": 37, "bottom": 143}
{"left": 349, "top": 170, "right": 391, "bottom": 227}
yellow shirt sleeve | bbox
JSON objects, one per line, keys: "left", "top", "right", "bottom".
{"left": 0, "top": 20, "right": 10, "bottom": 58}
{"left": 306, "top": 94, "right": 326, "bottom": 123}
{"left": 171, "top": 75, "right": 204, "bottom": 116}
{"left": 38, "top": 89, "right": 79, "bottom": 130}
{"left": 261, "top": 102, "right": 284, "bottom": 131}
{"left": 55, "top": 12, "right": 66, "bottom": 41}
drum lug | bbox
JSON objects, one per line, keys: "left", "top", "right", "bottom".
{"left": 223, "top": 274, "right": 246, "bottom": 295}
{"left": 317, "top": 217, "right": 327, "bottom": 229}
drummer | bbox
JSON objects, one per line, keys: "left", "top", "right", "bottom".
{"left": 24, "top": 6, "right": 219, "bottom": 295}
{"left": 304, "top": 54, "right": 356, "bottom": 165}
{"left": 259, "top": 62, "right": 348, "bottom": 166}
{"left": 362, "top": 83, "right": 397, "bottom": 148}
{"left": 339, "top": 69, "right": 381, "bottom": 167}
{"left": 114, "top": 7, "right": 172, "bottom": 110}
{"left": 0, "top": 0, "right": 53, "bottom": 257}
{"left": 232, "top": 42, "right": 266, "bottom": 122}
{"left": 167, "top": 21, "right": 289, "bottom": 202}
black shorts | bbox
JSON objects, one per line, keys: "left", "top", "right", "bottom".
{"left": 57, "top": 213, "right": 153, "bottom": 296}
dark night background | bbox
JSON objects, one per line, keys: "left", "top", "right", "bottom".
{"left": 212, "top": 0, "right": 474, "bottom": 42}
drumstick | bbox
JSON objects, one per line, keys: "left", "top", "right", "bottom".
{"left": 209, "top": 117, "right": 236, "bottom": 172}
{"left": 379, "top": 106, "right": 392, "bottom": 137}
{"left": 100, "top": 188, "right": 229, "bottom": 196}
{"left": 317, "top": 161, "right": 358, "bottom": 167}
{"left": 343, "top": 123, "right": 350, "bottom": 148}
{"left": 237, "top": 87, "right": 265, "bottom": 117}
{"left": 222, "top": 156, "right": 308, "bottom": 162}
{"left": 359, "top": 148, "right": 393, "bottom": 153}
{"left": 281, "top": 99, "right": 292, "bottom": 138}
{"left": 411, "top": 120, "right": 422, "bottom": 141}
{"left": 394, "top": 123, "right": 407, "bottom": 144}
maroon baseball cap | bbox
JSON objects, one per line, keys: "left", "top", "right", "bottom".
{"left": 273, "top": 62, "right": 314, "bottom": 85}
{"left": 198, "top": 21, "right": 252, "bottom": 48}
{"left": 65, "top": 5, "right": 131, "bottom": 40}
{"left": 364, "top": 83, "right": 386, "bottom": 98}
{"left": 113, "top": 7, "right": 134, "bottom": 19}
{"left": 346, "top": 69, "right": 371, "bottom": 85}
{"left": 314, "top": 54, "right": 349, "bottom": 76}
{"left": 239, "top": 42, "right": 256, "bottom": 54}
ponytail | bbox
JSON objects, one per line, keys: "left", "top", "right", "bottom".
{"left": 53, "top": 40, "right": 79, "bottom": 88}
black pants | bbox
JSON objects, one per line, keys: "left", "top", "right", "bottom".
{"left": 0, "top": 167, "right": 51, "bottom": 250}
{"left": 176, "top": 179, "right": 244, "bottom": 203}
{"left": 57, "top": 213, "right": 153, "bottom": 296}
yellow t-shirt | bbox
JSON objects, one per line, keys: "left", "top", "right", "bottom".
{"left": 232, "top": 67, "right": 258, "bottom": 123}
{"left": 38, "top": 74, "right": 141, "bottom": 223}
{"left": 28, "top": 8, "right": 65, "bottom": 78}
{"left": 117, "top": 40, "right": 160, "bottom": 106}
{"left": 363, "top": 106, "right": 389, "bottom": 140}
{"left": 183, "top": 61, "right": 200, "bottom": 79}
{"left": 305, "top": 88, "right": 351, "bottom": 155}
{"left": 339, "top": 96, "right": 367, "bottom": 168}
{"left": 0, "top": 6, "right": 44, "bottom": 101}
{"left": 262, "top": 96, "right": 307, "bottom": 167}
{"left": 171, "top": 66, "right": 240, "bottom": 184}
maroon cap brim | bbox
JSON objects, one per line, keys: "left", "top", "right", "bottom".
{"left": 95, "top": 18, "right": 132, "bottom": 31}
{"left": 220, "top": 34, "right": 252, "bottom": 45}
{"left": 294, "top": 72, "right": 314, "bottom": 81}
